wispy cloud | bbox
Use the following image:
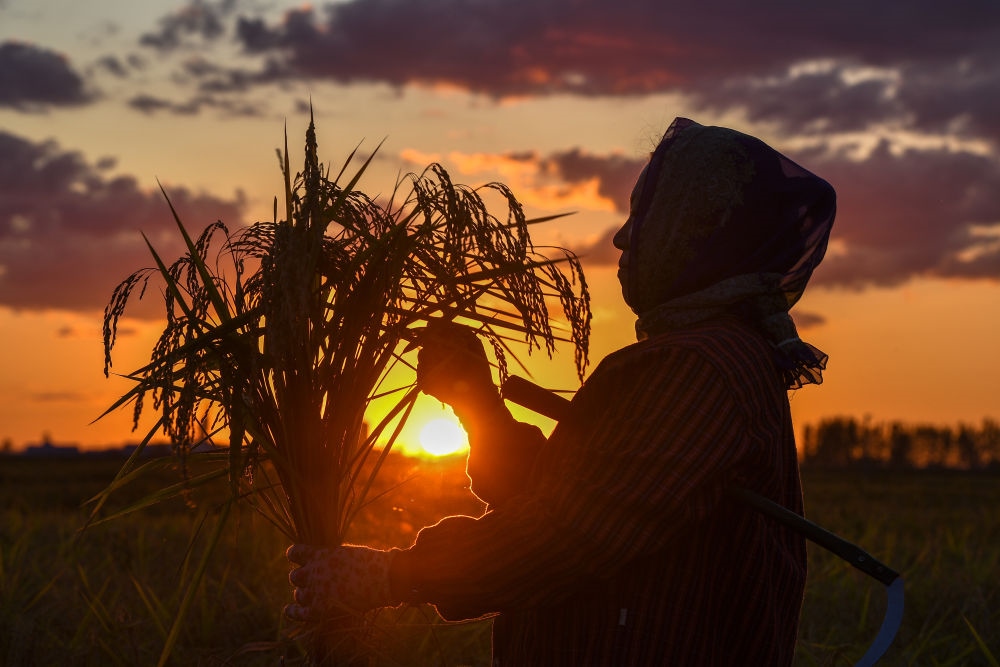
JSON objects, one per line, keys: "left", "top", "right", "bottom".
{"left": 791, "top": 311, "right": 827, "bottom": 330}
{"left": 92, "top": 53, "right": 145, "bottom": 79}
{"left": 126, "top": 91, "right": 262, "bottom": 117}
{"left": 128, "top": 93, "right": 200, "bottom": 115}
{"left": 139, "top": 0, "right": 236, "bottom": 51}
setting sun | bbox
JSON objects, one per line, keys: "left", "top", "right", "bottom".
{"left": 418, "top": 417, "right": 469, "bottom": 456}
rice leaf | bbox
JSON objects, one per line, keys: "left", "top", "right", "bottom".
{"left": 963, "top": 616, "right": 1000, "bottom": 666}
{"left": 157, "top": 182, "right": 232, "bottom": 324}
{"left": 85, "top": 467, "right": 229, "bottom": 527}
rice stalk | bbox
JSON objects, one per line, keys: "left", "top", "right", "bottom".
{"left": 95, "top": 113, "right": 590, "bottom": 664}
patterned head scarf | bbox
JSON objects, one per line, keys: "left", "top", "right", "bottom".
{"left": 625, "top": 118, "right": 836, "bottom": 389}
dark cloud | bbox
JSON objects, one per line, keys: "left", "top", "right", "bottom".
{"left": 0, "top": 41, "right": 91, "bottom": 109}
{"left": 232, "top": 2, "right": 692, "bottom": 94}
{"left": 809, "top": 142, "right": 1000, "bottom": 287}
{"left": 436, "top": 147, "right": 641, "bottom": 264}
{"left": 539, "top": 140, "right": 1000, "bottom": 288}
{"left": 96, "top": 55, "right": 127, "bottom": 78}
{"left": 0, "top": 131, "right": 245, "bottom": 313}
{"left": 218, "top": 0, "right": 1000, "bottom": 143}
{"left": 546, "top": 149, "right": 646, "bottom": 211}
{"left": 706, "top": 57, "right": 1000, "bottom": 145}
{"left": 94, "top": 54, "right": 137, "bottom": 79}
{"left": 140, "top": 0, "right": 236, "bottom": 51}
{"left": 129, "top": 1, "right": 1000, "bottom": 147}
{"left": 708, "top": 65, "right": 903, "bottom": 135}
{"left": 496, "top": 148, "right": 644, "bottom": 214}
{"left": 896, "top": 57, "right": 1000, "bottom": 144}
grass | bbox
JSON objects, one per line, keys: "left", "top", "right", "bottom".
{"left": 795, "top": 469, "right": 999, "bottom": 666}
{"left": 2, "top": 457, "right": 998, "bottom": 665}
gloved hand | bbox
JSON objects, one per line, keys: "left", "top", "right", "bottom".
{"left": 284, "top": 544, "right": 398, "bottom": 621}
{"left": 417, "top": 320, "right": 498, "bottom": 413}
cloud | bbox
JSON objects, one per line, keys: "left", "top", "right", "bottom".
{"left": 791, "top": 311, "right": 827, "bottom": 330}
{"left": 218, "top": 1, "right": 1000, "bottom": 144}
{"left": 705, "top": 58, "right": 1000, "bottom": 146}
{"left": 128, "top": 93, "right": 200, "bottom": 115}
{"left": 543, "top": 149, "right": 645, "bottom": 212}
{"left": 0, "top": 41, "right": 92, "bottom": 109}
{"left": 803, "top": 141, "right": 1000, "bottom": 287}
{"left": 140, "top": 0, "right": 236, "bottom": 51}
{"left": 231, "top": 2, "right": 693, "bottom": 95}
{"left": 93, "top": 54, "right": 146, "bottom": 78}
{"left": 0, "top": 131, "right": 245, "bottom": 313}
{"left": 130, "top": 1, "right": 1000, "bottom": 145}
{"left": 706, "top": 63, "right": 904, "bottom": 135}
{"left": 95, "top": 54, "right": 130, "bottom": 78}
{"left": 126, "top": 91, "right": 262, "bottom": 117}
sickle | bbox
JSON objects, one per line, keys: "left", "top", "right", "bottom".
{"left": 730, "top": 487, "right": 904, "bottom": 666}
{"left": 501, "top": 375, "right": 904, "bottom": 665}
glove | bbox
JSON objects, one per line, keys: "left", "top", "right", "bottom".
{"left": 417, "top": 320, "right": 497, "bottom": 412}
{"left": 284, "top": 544, "right": 398, "bottom": 621}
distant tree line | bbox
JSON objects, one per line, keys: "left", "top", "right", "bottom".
{"left": 800, "top": 417, "right": 1000, "bottom": 470}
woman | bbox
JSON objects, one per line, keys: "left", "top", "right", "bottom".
{"left": 286, "top": 117, "right": 836, "bottom": 665}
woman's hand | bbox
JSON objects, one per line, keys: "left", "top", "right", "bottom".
{"left": 416, "top": 321, "right": 499, "bottom": 416}
{"left": 284, "top": 544, "right": 398, "bottom": 621}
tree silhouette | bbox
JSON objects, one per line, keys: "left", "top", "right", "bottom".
{"left": 801, "top": 417, "right": 1000, "bottom": 470}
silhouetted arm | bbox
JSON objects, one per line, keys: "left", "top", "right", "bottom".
{"left": 457, "top": 397, "right": 546, "bottom": 507}
{"left": 416, "top": 321, "right": 545, "bottom": 506}
{"left": 394, "top": 340, "right": 755, "bottom": 620}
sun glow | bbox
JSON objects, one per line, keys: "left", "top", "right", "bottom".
{"left": 418, "top": 417, "right": 469, "bottom": 456}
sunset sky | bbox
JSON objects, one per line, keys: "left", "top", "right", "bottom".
{"left": 2, "top": 0, "right": 999, "bottom": 455}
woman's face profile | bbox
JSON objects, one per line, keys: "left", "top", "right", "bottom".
{"left": 613, "top": 163, "right": 649, "bottom": 303}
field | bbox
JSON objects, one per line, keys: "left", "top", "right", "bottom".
{"left": 1, "top": 454, "right": 997, "bottom": 666}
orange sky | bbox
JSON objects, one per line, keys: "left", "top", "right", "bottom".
{"left": 2, "top": 1, "right": 999, "bottom": 453}
{"left": 3, "top": 267, "right": 998, "bottom": 456}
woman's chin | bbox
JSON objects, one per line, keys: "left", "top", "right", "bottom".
{"left": 616, "top": 270, "right": 631, "bottom": 304}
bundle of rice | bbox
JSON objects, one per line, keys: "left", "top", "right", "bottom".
{"left": 95, "top": 116, "right": 591, "bottom": 665}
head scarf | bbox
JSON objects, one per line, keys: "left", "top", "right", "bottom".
{"left": 626, "top": 118, "right": 836, "bottom": 389}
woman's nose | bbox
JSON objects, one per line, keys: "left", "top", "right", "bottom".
{"left": 613, "top": 218, "right": 632, "bottom": 251}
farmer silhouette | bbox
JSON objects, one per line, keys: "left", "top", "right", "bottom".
{"left": 286, "top": 117, "right": 836, "bottom": 666}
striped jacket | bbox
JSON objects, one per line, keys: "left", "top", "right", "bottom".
{"left": 395, "top": 316, "right": 806, "bottom": 665}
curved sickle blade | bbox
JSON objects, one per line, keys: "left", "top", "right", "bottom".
{"left": 855, "top": 576, "right": 904, "bottom": 667}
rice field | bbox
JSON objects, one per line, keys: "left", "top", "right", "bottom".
{"left": 1, "top": 454, "right": 997, "bottom": 666}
